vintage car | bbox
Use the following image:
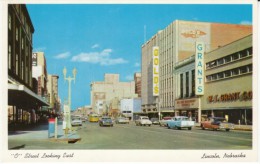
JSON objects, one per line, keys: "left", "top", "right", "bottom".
{"left": 201, "top": 117, "right": 234, "bottom": 131}
{"left": 115, "top": 117, "right": 130, "bottom": 124}
{"left": 159, "top": 116, "right": 173, "bottom": 127}
{"left": 166, "top": 116, "right": 194, "bottom": 130}
{"left": 71, "top": 117, "right": 82, "bottom": 126}
{"left": 99, "top": 116, "right": 114, "bottom": 127}
{"left": 135, "top": 116, "right": 152, "bottom": 126}
{"left": 150, "top": 118, "right": 160, "bottom": 125}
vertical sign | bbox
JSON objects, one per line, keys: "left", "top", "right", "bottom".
{"left": 153, "top": 46, "right": 159, "bottom": 96}
{"left": 195, "top": 42, "right": 204, "bottom": 95}
{"left": 32, "top": 53, "right": 37, "bottom": 66}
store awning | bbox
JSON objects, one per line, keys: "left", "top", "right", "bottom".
{"left": 8, "top": 83, "right": 49, "bottom": 109}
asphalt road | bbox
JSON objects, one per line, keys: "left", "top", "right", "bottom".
{"left": 8, "top": 121, "right": 252, "bottom": 150}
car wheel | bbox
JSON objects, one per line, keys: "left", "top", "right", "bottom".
{"left": 167, "top": 125, "right": 170, "bottom": 129}
{"left": 226, "top": 129, "right": 230, "bottom": 132}
{"left": 149, "top": 125, "right": 151, "bottom": 127}
{"left": 188, "top": 127, "right": 192, "bottom": 130}
{"left": 201, "top": 124, "right": 205, "bottom": 130}
{"left": 177, "top": 127, "right": 181, "bottom": 130}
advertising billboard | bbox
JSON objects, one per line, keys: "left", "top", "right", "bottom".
{"left": 153, "top": 46, "right": 159, "bottom": 96}
{"left": 195, "top": 42, "right": 204, "bottom": 95}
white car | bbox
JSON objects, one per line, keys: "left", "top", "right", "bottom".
{"left": 71, "top": 117, "right": 82, "bottom": 126}
{"left": 135, "top": 116, "right": 152, "bottom": 126}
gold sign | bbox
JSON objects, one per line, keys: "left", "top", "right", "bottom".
{"left": 153, "top": 46, "right": 159, "bottom": 96}
{"left": 208, "top": 91, "right": 252, "bottom": 103}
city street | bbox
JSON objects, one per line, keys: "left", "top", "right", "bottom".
{"left": 8, "top": 121, "right": 252, "bottom": 150}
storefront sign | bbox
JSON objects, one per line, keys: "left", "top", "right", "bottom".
{"left": 208, "top": 91, "right": 252, "bottom": 103}
{"left": 195, "top": 42, "right": 204, "bottom": 95}
{"left": 153, "top": 46, "right": 159, "bottom": 96}
{"left": 175, "top": 98, "right": 199, "bottom": 109}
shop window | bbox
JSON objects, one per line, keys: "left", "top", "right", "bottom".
{"left": 191, "top": 70, "right": 195, "bottom": 95}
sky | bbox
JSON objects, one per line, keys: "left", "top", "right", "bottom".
{"left": 26, "top": 4, "right": 252, "bottom": 110}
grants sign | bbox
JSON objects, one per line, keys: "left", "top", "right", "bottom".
{"left": 195, "top": 42, "right": 204, "bottom": 95}
{"left": 153, "top": 46, "right": 159, "bottom": 96}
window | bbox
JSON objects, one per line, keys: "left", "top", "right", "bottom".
{"left": 15, "top": 54, "right": 18, "bottom": 75}
{"left": 22, "top": 38, "right": 24, "bottom": 49}
{"left": 180, "top": 74, "right": 183, "bottom": 98}
{"left": 191, "top": 70, "right": 195, "bottom": 96}
{"left": 206, "top": 76, "right": 212, "bottom": 82}
{"left": 224, "top": 55, "right": 231, "bottom": 63}
{"left": 212, "top": 74, "right": 217, "bottom": 80}
{"left": 21, "top": 61, "right": 24, "bottom": 80}
{"left": 8, "top": 45, "right": 11, "bottom": 69}
{"left": 8, "top": 14, "right": 11, "bottom": 30}
{"left": 218, "top": 72, "right": 224, "bottom": 79}
{"left": 232, "top": 68, "right": 239, "bottom": 76}
{"left": 248, "top": 47, "right": 253, "bottom": 56}
{"left": 15, "top": 27, "right": 18, "bottom": 41}
{"left": 240, "top": 49, "right": 248, "bottom": 58}
{"left": 186, "top": 72, "right": 189, "bottom": 97}
{"left": 240, "top": 66, "right": 248, "bottom": 74}
{"left": 224, "top": 71, "right": 231, "bottom": 77}
{"left": 232, "top": 53, "right": 239, "bottom": 60}
{"left": 248, "top": 64, "right": 252, "bottom": 72}
{"left": 217, "top": 58, "right": 224, "bottom": 65}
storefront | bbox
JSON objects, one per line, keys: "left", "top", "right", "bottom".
{"left": 175, "top": 98, "right": 199, "bottom": 122}
{"left": 8, "top": 83, "right": 49, "bottom": 130}
{"left": 201, "top": 34, "right": 253, "bottom": 125}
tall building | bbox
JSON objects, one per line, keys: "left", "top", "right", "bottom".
{"left": 90, "top": 74, "right": 138, "bottom": 116}
{"left": 141, "top": 20, "right": 252, "bottom": 119}
{"left": 134, "top": 73, "right": 141, "bottom": 97}
{"left": 47, "top": 74, "right": 60, "bottom": 114}
{"left": 8, "top": 4, "right": 49, "bottom": 127}
{"left": 32, "top": 52, "right": 48, "bottom": 99}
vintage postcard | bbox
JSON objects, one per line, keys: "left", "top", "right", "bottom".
{"left": 0, "top": 0, "right": 259, "bottom": 163}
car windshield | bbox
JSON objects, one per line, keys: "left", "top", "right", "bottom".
{"left": 142, "top": 117, "right": 149, "bottom": 120}
{"left": 72, "top": 118, "right": 81, "bottom": 121}
{"left": 163, "top": 117, "right": 172, "bottom": 120}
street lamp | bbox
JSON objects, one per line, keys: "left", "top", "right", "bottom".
{"left": 63, "top": 67, "right": 77, "bottom": 131}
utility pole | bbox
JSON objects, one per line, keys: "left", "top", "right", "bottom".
{"left": 63, "top": 67, "right": 77, "bottom": 131}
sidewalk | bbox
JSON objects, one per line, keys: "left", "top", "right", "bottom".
{"left": 8, "top": 121, "right": 81, "bottom": 142}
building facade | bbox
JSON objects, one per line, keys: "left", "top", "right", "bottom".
{"left": 201, "top": 34, "right": 252, "bottom": 124}
{"left": 134, "top": 73, "right": 141, "bottom": 97}
{"left": 141, "top": 20, "right": 252, "bottom": 119}
{"left": 47, "top": 74, "right": 60, "bottom": 114}
{"left": 90, "top": 74, "right": 138, "bottom": 116}
{"left": 32, "top": 52, "right": 48, "bottom": 99}
{"left": 8, "top": 4, "right": 49, "bottom": 128}
{"left": 120, "top": 98, "right": 142, "bottom": 120}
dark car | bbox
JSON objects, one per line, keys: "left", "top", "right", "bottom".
{"left": 99, "top": 116, "right": 114, "bottom": 127}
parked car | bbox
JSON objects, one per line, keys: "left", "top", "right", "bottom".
{"left": 159, "top": 116, "right": 173, "bottom": 127}
{"left": 201, "top": 117, "right": 234, "bottom": 131}
{"left": 166, "top": 116, "right": 194, "bottom": 130}
{"left": 115, "top": 117, "right": 129, "bottom": 124}
{"left": 99, "top": 116, "right": 114, "bottom": 127}
{"left": 135, "top": 116, "right": 152, "bottom": 126}
{"left": 150, "top": 118, "right": 160, "bottom": 125}
{"left": 71, "top": 117, "right": 82, "bottom": 126}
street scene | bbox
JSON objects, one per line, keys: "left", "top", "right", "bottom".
{"left": 8, "top": 119, "right": 252, "bottom": 150}
{"left": 5, "top": 2, "right": 257, "bottom": 162}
